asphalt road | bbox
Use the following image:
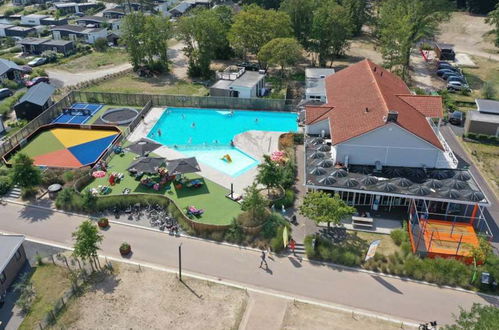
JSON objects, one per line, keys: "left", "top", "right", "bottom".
{"left": 0, "top": 202, "right": 497, "bottom": 325}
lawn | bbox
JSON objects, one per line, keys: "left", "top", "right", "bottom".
{"left": 19, "top": 264, "right": 71, "bottom": 330}
{"left": 352, "top": 231, "right": 401, "bottom": 256}
{"left": 83, "top": 151, "right": 242, "bottom": 225}
{"left": 462, "top": 140, "right": 499, "bottom": 197}
{"left": 83, "top": 73, "right": 209, "bottom": 96}
{"left": 50, "top": 48, "right": 129, "bottom": 73}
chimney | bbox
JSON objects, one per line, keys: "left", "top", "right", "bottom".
{"left": 365, "top": 107, "right": 369, "bottom": 113}
{"left": 373, "top": 66, "right": 377, "bottom": 72}
{"left": 380, "top": 71, "right": 383, "bottom": 77}
{"left": 386, "top": 111, "right": 398, "bottom": 122}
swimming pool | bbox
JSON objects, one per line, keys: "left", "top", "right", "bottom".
{"left": 148, "top": 107, "right": 298, "bottom": 177}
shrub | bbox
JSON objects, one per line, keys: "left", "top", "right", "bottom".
{"left": 97, "top": 217, "right": 109, "bottom": 228}
{"left": 466, "top": 132, "right": 477, "bottom": 140}
{"left": 273, "top": 189, "right": 295, "bottom": 208}
{"left": 0, "top": 176, "right": 12, "bottom": 195}
{"left": 270, "top": 225, "right": 290, "bottom": 253}
{"left": 41, "top": 50, "right": 58, "bottom": 63}
{"left": 210, "top": 231, "right": 225, "bottom": 242}
{"left": 224, "top": 221, "right": 244, "bottom": 244}
{"left": 93, "top": 38, "right": 108, "bottom": 52}
{"left": 280, "top": 160, "right": 297, "bottom": 189}
{"left": 400, "top": 241, "right": 412, "bottom": 255}
{"left": 1, "top": 79, "right": 21, "bottom": 90}
{"left": 21, "top": 186, "right": 38, "bottom": 200}
{"left": 41, "top": 169, "right": 65, "bottom": 187}
{"left": 261, "top": 212, "right": 286, "bottom": 239}
{"left": 390, "top": 228, "right": 408, "bottom": 246}
{"left": 293, "top": 133, "right": 304, "bottom": 145}
{"left": 63, "top": 171, "right": 75, "bottom": 183}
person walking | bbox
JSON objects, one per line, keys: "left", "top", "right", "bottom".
{"left": 259, "top": 250, "right": 268, "bottom": 269}
{"left": 289, "top": 238, "right": 296, "bottom": 256}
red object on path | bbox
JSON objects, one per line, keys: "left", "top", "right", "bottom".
{"left": 109, "top": 174, "right": 115, "bottom": 186}
{"left": 289, "top": 239, "right": 296, "bottom": 253}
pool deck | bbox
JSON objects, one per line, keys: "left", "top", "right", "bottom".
{"left": 129, "top": 107, "right": 284, "bottom": 194}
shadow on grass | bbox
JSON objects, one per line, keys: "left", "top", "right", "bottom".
{"left": 174, "top": 178, "right": 210, "bottom": 198}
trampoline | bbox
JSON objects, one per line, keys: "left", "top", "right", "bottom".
{"left": 52, "top": 103, "right": 104, "bottom": 124}
{"left": 97, "top": 107, "right": 139, "bottom": 125}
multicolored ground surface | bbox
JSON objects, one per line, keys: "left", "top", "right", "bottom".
{"left": 20, "top": 127, "right": 119, "bottom": 168}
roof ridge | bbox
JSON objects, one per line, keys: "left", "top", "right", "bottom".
{"left": 365, "top": 59, "right": 389, "bottom": 117}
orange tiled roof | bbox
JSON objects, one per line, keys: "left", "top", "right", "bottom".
{"left": 306, "top": 59, "right": 443, "bottom": 150}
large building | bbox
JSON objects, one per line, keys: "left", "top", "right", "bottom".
{"left": 0, "top": 235, "right": 27, "bottom": 293}
{"left": 210, "top": 66, "right": 265, "bottom": 99}
{"left": 303, "top": 59, "right": 492, "bottom": 262}
{"left": 465, "top": 99, "right": 499, "bottom": 137}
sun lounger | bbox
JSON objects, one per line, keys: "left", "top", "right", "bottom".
{"left": 186, "top": 206, "right": 204, "bottom": 216}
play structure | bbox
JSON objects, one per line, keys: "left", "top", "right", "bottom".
{"left": 221, "top": 154, "right": 232, "bottom": 163}
{"left": 2, "top": 123, "right": 121, "bottom": 168}
{"left": 408, "top": 199, "right": 492, "bottom": 264}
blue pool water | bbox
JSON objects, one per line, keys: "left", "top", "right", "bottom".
{"left": 148, "top": 108, "right": 298, "bottom": 177}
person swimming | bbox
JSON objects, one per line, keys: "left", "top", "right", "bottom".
{"left": 255, "top": 118, "right": 259, "bottom": 123}
{"left": 191, "top": 122, "right": 196, "bottom": 128}
{"left": 157, "top": 129, "right": 162, "bottom": 137}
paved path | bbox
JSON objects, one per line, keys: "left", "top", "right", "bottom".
{"left": 0, "top": 202, "right": 497, "bottom": 325}
{"left": 47, "top": 63, "right": 132, "bottom": 88}
{"left": 238, "top": 291, "right": 287, "bottom": 330}
{"left": 440, "top": 126, "right": 499, "bottom": 252}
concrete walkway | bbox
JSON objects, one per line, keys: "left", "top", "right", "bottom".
{"left": 0, "top": 202, "right": 497, "bottom": 325}
{"left": 238, "top": 291, "right": 288, "bottom": 330}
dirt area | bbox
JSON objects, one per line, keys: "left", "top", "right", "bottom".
{"left": 53, "top": 264, "right": 247, "bottom": 329}
{"left": 282, "top": 301, "right": 412, "bottom": 330}
{"left": 353, "top": 231, "right": 401, "bottom": 256}
{"left": 332, "top": 32, "right": 384, "bottom": 70}
{"left": 438, "top": 12, "right": 498, "bottom": 61}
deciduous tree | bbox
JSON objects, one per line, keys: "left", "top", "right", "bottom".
{"left": 280, "top": 0, "right": 316, "bottom": 49}
{"left": 486, "top": 3, "right": 499, "bottom": 47}
{"left": 10, "top": 153, "right": 41, "bottom": 188}
{"left": 228, "top": 4, "right": 292, "bottom": 59}
{"left": 72, "top": 220, "right": 103, "bottom": 272}
{"left": 258, "top": 37, "right": 302, "bottom": 74}
{"left": 300, "top": 191, "right": 356, "bottom": 228}
{"left": 240, "top": 183, "right": 268, "bottom": 224}
{"left": 444, "top": 303, "right": 499, "bottom": 329}
{"left": 256, "top": 155, "right": 283, "bottom": 194}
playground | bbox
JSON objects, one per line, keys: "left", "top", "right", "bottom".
{"left": 83, "top": 151, "right": 241, "bottom": 225}
{"left": 6, "top": 124, "right": 120, "bottom": 168}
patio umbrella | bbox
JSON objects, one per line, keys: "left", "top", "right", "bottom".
{"left": 454, "top": 171, "right": 471, "bottom": 181}
{"left": 406, "top": 168, "right": 426, "bottom": 180}
{"left": 376, "top": 181, "right": 398, "bottom": 192}
{"left": 309, "top": 151, "right": 325, "bottom": 159}
{"left": 310, "top": 166, "right": 327, "bottom": 176}
{"left": 424, "top": 179, "right": 443, "bottom": 189}
{"left": 317, "top": 144, "right": 331, "bottom": 152}
{"left": 430, "top": 170, "right": 449, "bottom": 180}
{"left": 351, "top": 165, "right": 372, "bottom": 175}
{"left": 464, "top": 190, "right": 485, "bottom": 202}
{"left": 317, "top": 159, "right": 334, "bottom": 168}
{"left": 319, "top": 176, "right": 337, "bottom": 185}
{"left": 127, "top": 157, "right": 165, "bottom": 174}
{"left": 92, "top": 170, "right": 106, "bottom": 178}
{"left": 126, "top": 138, "right": 162, "bottom": 156}
{"left": 165, "top": 157, "right": 201, "bottom": 176}
{"left": 392, "top": 177, "right": 413, "bottom": 187}
{"left": 331, "top": 169, "right": 348, "bottom": 178}
{"left": 439, "top": 188, "right": 462, "bottom": 199}
{"left": 447, "top": 179, "right": 467, "bottom": 190}
{"left": 343, "top": 178, "right": 359, "bottom": 188}
{"left": 383, "top": 167, "right": 404, "bottom": 177}
{"left": 361, "top": 176, "right": 378, "bottom": 185}
{"left": 310, "top": 137, "right": 324, "bottom": 145}
{"left": 409, "top": 185, "right": 431, "bottom": 196}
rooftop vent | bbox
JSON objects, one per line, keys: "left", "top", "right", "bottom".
{"left": 365, "top": 107, "right": 369, "bottom": 113}
{"left": 386, "top": 111, "right": 398, "bottom": 122}
{"left": 373, "top": 66, "right": 377, "bottom": 72}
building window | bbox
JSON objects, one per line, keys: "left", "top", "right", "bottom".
{"left": 0, "top": 271, "right": 6, "bottom": 284}
{"left": 15, "top": 250, "right": 22, "bottom": 261}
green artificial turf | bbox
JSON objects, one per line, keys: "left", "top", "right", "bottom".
{"left": 18, "top": 130, "right": 65, "bottom": 158}
{"left": 83, "top": 152, "right": 242, "bottom": 225}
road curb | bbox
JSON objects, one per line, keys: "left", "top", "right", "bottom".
{"left": 3, "top": 233, "right": 421, "bottom": 328}
{"left": 4, "top": 199, "right": 499, "bottom": 300}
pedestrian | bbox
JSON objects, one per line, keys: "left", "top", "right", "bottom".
{"left": 289, "top": 238, "right": 296, "bottom": 255}
{"left": 259, "top": 250, "right": 268, "bottom": 269}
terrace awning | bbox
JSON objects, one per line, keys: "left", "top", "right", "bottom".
{"left": 166, "top": 157, "right": 201, "bottom": 176}
{"left": 127, "top": 157, "right": 165, "bottom": 174}
{"left": 126, "top": 138, "right": 162, "bottom": 156}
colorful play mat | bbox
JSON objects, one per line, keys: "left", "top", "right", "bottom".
{"left": 17, "top": 127, "right": 119, "bottom": 168}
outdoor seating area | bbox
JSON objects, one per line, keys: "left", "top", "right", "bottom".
{"left": 84, "top": 148, "right": 242, "bottom": 226}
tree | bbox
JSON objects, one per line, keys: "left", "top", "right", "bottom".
{"left": 444, "top": 303, "right": 499, "bottom": 329}
{"left": 377, "top": 0, "right": 451, "bottom": 81}
{"left": 280, "top": 0, "right": 317, "bottom": 49}
{"left": 300, "top": 191, "right": 356, "bottom": 228}
{"left": 339, "top": 0, "right": 370, "bottom": 37}
{"left": 256, "top": 155, "right": 283, "bottom": 194}
{"left": 240, "top": 183, "right": 268, "bottom": 224}
{"left": 481, "top": 81, "right": 497, "bottom": 99}
{"left": 81, "top": 190, "right": 97, "bottom": 212}
{"left": 310, "top": 2, "right": 353, "bottom": 67}
{"left": 121, "top": 12, "right": 171, "bottom": 72}
{"left": 72, "top": 220, "right": 103, "bottom": 272}
{"left": 242, "top": 0, "right": 283, "bottom": 9}
{"left": 93, "top": 37, "right": 108, "bottom": 52}
{"left": 228, "top": 4, "right": 293, "bottom": 59}
{"left": 176, "top": 7, "right": 232, "bottom": 78}
{"left": 465, "top": 0, "right": 498, "bottom": 14}
{"left": 486, "top": 3, "right": 499, "bottom": 47}
{"left": 10, "top": 153, "right": 41, "bottom": 188}
{"left": 258, "top": 37, "right": 302, "bottom": 74}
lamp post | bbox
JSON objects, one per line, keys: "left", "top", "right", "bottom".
{"left": 178, "top": 243, "right": 183, "bottom": 281}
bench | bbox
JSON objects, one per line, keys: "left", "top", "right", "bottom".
{"left": 352, "top": 216, "right": 374, "bottom": 229}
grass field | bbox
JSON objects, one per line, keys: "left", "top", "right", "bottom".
{"left": 52, "top": 49, "right": 129, "bottom": 73}
{"left": 351, "top": 231, "right": 401, "bottom": 256}
{"left": 83, "top": 152, "right": 241, "bottom": 225}
{"left": 462, "top": 140, "right": 499, "bottom": 197}
{"left": 19, "top": 264, "right": 71, "bottom": 330}
{"left": 83, "top": 73, "right": 208, "bottom": 96}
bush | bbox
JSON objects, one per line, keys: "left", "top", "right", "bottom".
{"left": 0, "top": 176, "right": 12, "bottom": 195}
{"left": 261, "top": 212, "right": 286, "bottom": 239}
{"left": 293, "top": 133, "right": 304, "bottom": 145}
{"left": 1, "top": 79, "right": 21, "bottom": 90}
{"left": 97, "top": 217, "right": 109, "bottom": 228}
{"left": 63, "top": 171, "right": 75, "bottom": 183}
{"left": 280, "top": 159, "right": 297, "bottom": 189}
{"left": 93, "top": 38, "right": 108, "bottom": 52}
{"left": 21, "top": 186, "right": 38, "bottom": 200}
{"left": 390, "top": 228, "right": 408, "bottom": 246}
{"left": 210, "top": 231, "right": 225, "bottom": 242}
{"left": 224, "top": 221, "right": 244, "bottom": 244}
{"left": 270, "top": 225, "right": 289, "bottom": 253}
{"left": 400, "top": 241, "right": 412, "bottom": 255}
{"left": 273, "top": 189, "right": 295, "bottom": 208}
{"left": 466, "top": 132, "right": 477, "bottom": 140}
{"left": 41, "top": 169, "right": 65, "bottom": 187}
{"left": 41, "top": 50, "right": 58, "bottom": 63}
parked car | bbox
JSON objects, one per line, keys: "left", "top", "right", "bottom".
{"left": 438, "top": 62, "right": 453, "bottom": 69}
{"left": 0, "top": 88, "right": 13, "bottom": 100}
{"left": 448, "top": 111, "right": 464, "bottom": 125}
{"left": 436, "top": 68, "right": 457, "bottom": 77}
{"left": 25, "top": 76, "right": 49, "bottom": 88}
{"left": 442, "top": 71, "right": 463, "bottom": 80}
{"left": 27, "top": 57, "right": 46, "bottom": 67}
{"left": 448, "top": 76, "right": 466, "bottom": 84}
{"left": 447, "top": 81, "right": 469, "bottom": 92}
